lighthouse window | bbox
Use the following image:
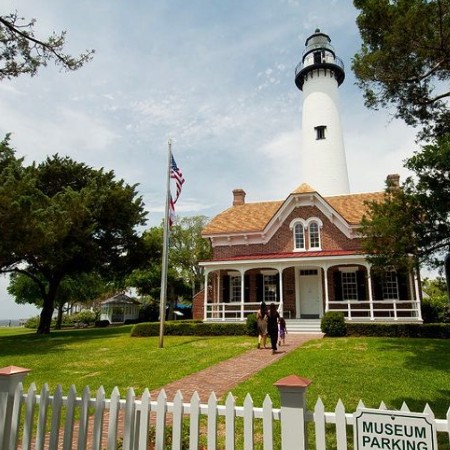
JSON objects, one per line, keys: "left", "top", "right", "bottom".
{"left": 315, "top": 126, "right": 326, "bottom": 140}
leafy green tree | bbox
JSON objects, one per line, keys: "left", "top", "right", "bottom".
{"left": 352, "top": 0, "right": 450, "bottom": 139}
{"left": 0, "top": 11, "right": 93, "bottom": 79}
{"left": 126, "top": 226, "right": 191, "bottom": 297}
{"left": 361, "top": 136, "right": 450, "bottom": 271}
{"left": 169, "top": 216, "right": 212, "bottom": 297}
{"left": 8, "top": 271, "right": 110, "bottom": 329}
{"left": 0, "top": 145, "right": 147, "bottom": 334}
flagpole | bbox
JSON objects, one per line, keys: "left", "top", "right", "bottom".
{"left": 159, "top": 138, "right": 172, "bottom": 349}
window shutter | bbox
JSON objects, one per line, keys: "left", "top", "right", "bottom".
{"left": 333, "top": 271, "right": 342, "bottom": 301}
{"left": 222, "top": 275, "right": 230, "bottom": 303}
{"left": 398, "top": 271, "right": 409, "bottom": 300}
{"left": 244, "top": 275, "right": 250, "bottom": 302}
{"left": 276, "top": 273, "right": 281, "bottom": 301}
{"left": 357, "top": 270, "right": 367, "bottom": 300}
{"left": 372, "top": 272, "right": 383, "bottom": 300}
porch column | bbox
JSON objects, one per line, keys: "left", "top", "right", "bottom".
{"left": 365, "top": 264, "right": 374, "bottom": 320}
{"left": 413, "top": 270, "right": 422, "bottom": 320}
{"left": 323, "top": 266, "right": 329, "bottom": 313}
{"left": 203, "top": 270, "right": 209, "bottom": 321}
{"left": 278, "top": 267, "right": 284, "bottom": 317}
{"left": 240, "top": 269, "right": 246, "bottom": 320}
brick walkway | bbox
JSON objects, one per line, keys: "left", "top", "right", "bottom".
{"left": 149, "top": 332, "right": 323, "bottom": 402}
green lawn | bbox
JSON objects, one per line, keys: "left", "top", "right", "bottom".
{"left": 0, "top": 326, "right": 254, "bottom": 395}
{"left": 1, "top": 327, "right": 449, "bottom": 421}
{"left": 231, "top": 336, "right": 450, "bottom": 419}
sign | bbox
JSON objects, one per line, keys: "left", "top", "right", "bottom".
{"left": 355, "top": 408, "right": 437, "bottom": 450}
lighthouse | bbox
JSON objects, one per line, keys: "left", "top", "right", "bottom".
{"left": 295, "top": 29, "right": 350, "bottom": 195}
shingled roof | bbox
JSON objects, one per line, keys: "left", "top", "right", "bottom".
{"left": 202, "top": 184, "right": 385, "bottom": 236}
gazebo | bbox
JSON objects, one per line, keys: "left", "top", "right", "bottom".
{"left": 100, "top": 293, "right": 141, "bottom": 324}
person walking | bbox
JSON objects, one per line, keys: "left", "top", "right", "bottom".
{"left": 256, "top": 301, "right": 268, "bottom": 349}
{"left": 278, "top": 316, "right": 287, "bottom": 346}
{"left": 267, "top": 303, "right": 280, "bottom": 354}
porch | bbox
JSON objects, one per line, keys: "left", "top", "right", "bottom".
{"left": 196, "top": 253, "right": 423, "bottom": 326}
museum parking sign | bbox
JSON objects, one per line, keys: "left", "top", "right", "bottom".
{"left": 355, "top": 408, "right": 437, "bottom": 450}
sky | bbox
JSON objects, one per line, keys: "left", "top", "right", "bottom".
{"left": 0, "top": 0, "right": 421, "bottom": 320}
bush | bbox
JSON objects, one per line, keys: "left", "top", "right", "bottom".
{"left": 131, "top": 320, "right": 248, "bottom": 337}
{"left": 72, "top": 310, "right": 97, "bottom": 326}
{"left": 246, "top": 313, "right": 258, "bottom": 336}
{"left": 95, "top": 319, "right": 110, "bottom": 328}
{"left": 24, "top": 316, "right": 40, "bottom": 329}
{"left": 347, "top": 322, "right": 450, "bottom": 339}
{"left": 421, "top": 296, "right": 450, "bottom": 323}
{"left": 321, "top": 311, "right": 347, "bottom": 337}
{"left": 138, "top": 301, "right": 160, "bottom": 322}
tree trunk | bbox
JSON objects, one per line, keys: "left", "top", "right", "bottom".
{"left": 37, "top": 299, "right": 54, "bottom": 334}
{"left": 36, "top": 279, "right": 59, "bottom": 334}
{"left": 55, "top": 304, "right": 64, "bottom": 330}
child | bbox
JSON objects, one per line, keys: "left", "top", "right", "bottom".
{"left": 278, "top": 316, "right": 287, "bottom": 346}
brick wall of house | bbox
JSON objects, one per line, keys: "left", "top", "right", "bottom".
{"left": 192, "top": 288, "right": 205, "bottom": 320}
{"left": 212, "top": 205, "right": 361, "bottom": 260}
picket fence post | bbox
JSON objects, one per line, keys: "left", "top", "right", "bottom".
{"left": 275, "top": 374, "right": 312, "bottom": 450}
{"left": 0, "top": 365, "right": 31, "bottom": 450}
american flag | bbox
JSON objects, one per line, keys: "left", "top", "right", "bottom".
{"left": 170, "top": 154, "right": 185, "bottom": 204}
{"left": 169, "top": 195, "right": 176, "bottom": 227}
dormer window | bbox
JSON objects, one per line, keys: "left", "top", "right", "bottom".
{"left": 315, "top": 125, "right": 326, "bottom": 140}
{"left": 309, "top": 221, "right": 321, "bottom": 249}
{"left": 294, "top": 223, "right": 305, "bottom": 250}
{"left": 290, "top": 217, "right": 323, "bottom": 251}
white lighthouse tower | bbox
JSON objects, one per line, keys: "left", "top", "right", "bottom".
{"left": 295, "top": 29, "right": 350, "bottom": 195}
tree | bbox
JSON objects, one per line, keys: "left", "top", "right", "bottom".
{"left": 8, "top": 272, "right": 110, "bottom": 329}
{"left": 361, "top": 136, "right": 450, "bottom": 270}
{"left": 0, "top": 143, "right": 147, "bottom": 334}
{"left": 169, "top": 216, "right": 212, "bottom": 298}
{"left": 125, "top": 225, "right": 191, "bottom": 314}
{"left": 0, "top": 11, "right": 94, "bottom": 79}
{"left": 352, "top": 0, "right": 450, "bottom": 139}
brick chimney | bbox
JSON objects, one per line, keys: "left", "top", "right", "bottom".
{"left": 232, "top": 189, "right": 246, "bottom": 206}
{"left": 386, "top": 174, "right": 400, "bottom": 191}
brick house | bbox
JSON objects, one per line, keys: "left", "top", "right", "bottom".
{"left": 193, "top": 181, "right": 422, "bottom": 327}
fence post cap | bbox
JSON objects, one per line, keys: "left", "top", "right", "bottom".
{"left": 274, "top": 374, "right": 312, "bottom": 389}
{"left": 0, "top": 366, "right": 31, "bottom": 376}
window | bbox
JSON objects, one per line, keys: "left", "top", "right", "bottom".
{"left": 294, "top": 223, "right": 305, "bottom": 250}
{"left": 309, "top": 221, "right": 321, "bottom": 249}
{"left": 382, "top": 271, "right": 399, "bottom": 300}
{"left": 263, "top": 275, "right": 278, "bottom": 303}
{"left": 341, "top": 271, "right": 358, "bottom": 300}
{"left": 229, "top": 275, "right": 241, "bottom": 302}
{"left": 315, "top": 125, "right": 326, "bottom": 140}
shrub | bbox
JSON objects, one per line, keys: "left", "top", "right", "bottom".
{"left": 246, "top": 313, "right": 258, "bottom": 336}
{"left": 347, "top": 322, "right": 450, "bottom": 339}
{"left": 73, "top": 310, "right": 97, "bottom": 326}
{"left": 138, "top": 301, "right": 160, "bottom": 322}
{"left": 131, "top": 320, "right": 247, "bottom": 337}
{"left": 421, "top": 296, "right": 450, "bottom": 323}
{"left": 321, "top": 311, "right": 347, "bottom": 337}
{"left": 95, "top": 319, "right": 110, "bottom": 328}
{"left": 24, "top": 316, "right": 40, "bottom": 329}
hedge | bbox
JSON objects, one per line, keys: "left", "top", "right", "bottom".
{"left": 346, "top": 322, "right": 450, "bottom": 339}
{"left": 131, "top": 320, "right": 249, "bottom": 337}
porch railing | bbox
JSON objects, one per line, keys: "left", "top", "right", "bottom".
{"left": 327, "top": 299, "right": 422, "bottom": 321}
{"left": 204, "top": 300, "right": 422, "bottom": 322}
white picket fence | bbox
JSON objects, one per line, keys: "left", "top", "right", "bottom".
{"left": 1, "top": 368, "right": 449, "bottom": 450}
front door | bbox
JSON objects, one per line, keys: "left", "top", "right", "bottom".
{"left": 298, "top": 269, "right": 321, "bottom": 318}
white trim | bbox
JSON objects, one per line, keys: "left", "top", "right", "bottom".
{"left": 260, "top": 269, "right": 278, "bottom": 276}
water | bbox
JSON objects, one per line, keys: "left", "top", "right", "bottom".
{"left": 0, "top": 319, "right": 23, "bottom": 327}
